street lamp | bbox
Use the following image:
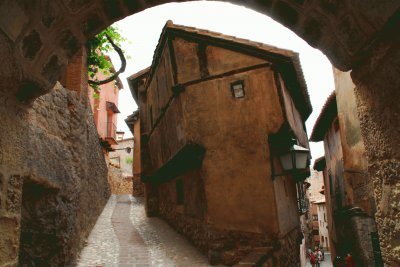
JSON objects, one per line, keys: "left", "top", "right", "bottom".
{"left": 278, "top": 143, "right": 310, "bottom": 173}
{"left": 270, "top": 138, "right": 310, "bottom": 214}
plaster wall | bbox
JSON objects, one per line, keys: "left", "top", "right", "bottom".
{"left": 320, "top": 167, "right": 336, "bottom": 257}
{"left": 87, "top": 71, "right": 120, "bottom": 139}
{"left": 323, "top": 120, "right": 345, "bottom": 209}
{"left": 109, "top": 138, "right": 133, "bottom": 175}
{"left": 182, "top": 67, "right": 284, "bottom": 234}
{"left": 333, "top": 69, "right": 375, "bottom": 216}
{"left": 133, "top": 120, "right": 141, "bottom": 177}
{"left": 316, "top": 203, "right": 329, "bottom": 251}
{"left": 205, "top": 45, "right": 265, "bottom": 76}
{"left": 173, "top": 38, "right": 201, "bottom": 84}
{"left": 142, "top": 36, "right": 308, "bottom": 265}
{"left": 132, "top": 119, "right": 144, "bottom": 197}
{"left": 278, "top": 75, "right": 309, "bottom": 148}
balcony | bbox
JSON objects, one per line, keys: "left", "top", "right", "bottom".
{"left": 99, "top": 122, "right": 117, "bottom": 151}
{"left": 105, "top": 121, "right": 117, "bottom": 145}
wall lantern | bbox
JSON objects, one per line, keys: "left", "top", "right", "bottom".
{"left": 278, "top": 143, "right": 310, "bottom": 173}
{"left": 270, "top": 138, "right": 310, "bottom": 181}
{"left": 231, "top": 80, "right": 245, "bottom": 99}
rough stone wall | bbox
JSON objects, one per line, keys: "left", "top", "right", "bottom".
{"left": 156, "top": 170, "right": 207, "bottom": 248}
{"left": 334, "top": 68, "right": 376, "bottom": 216}
{"left": 0, "top": 81, "right": 109, "bottom": 266}
{"left": 347, "top": 215, "right": 377, "bottom": 266}
{"left": 273, "top": 228, "right": 301, "bottom": 267}
{"left": 108, "top": 164, "right": 132, "bottom": 195}
{"left": 132, "top": 174, "right": 144, "bottom": 197}
{"left": 351, "top": 38, "right": 400, "bottom": 265}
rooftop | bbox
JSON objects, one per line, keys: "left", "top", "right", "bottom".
{"left": 125, "top": 110, "right": 139, "bottom": 134}
{"left": 128, "top": 21, "right": 312, "bottom": 120}
{"left": 309, "top": 92, "right": 337, "bottom": 142}
{"left": 313, "top": 156, "right": 326, "bottom": 171}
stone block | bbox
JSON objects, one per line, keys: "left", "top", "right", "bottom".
{"left": 102, "top": 0, "right": 124, "bottom": 20}
{"left": 318, "top": 0, "right": 339, "bottom": 15}
{"left": 302, "top": 16, "right": 323, "bottom": 47}
{"left": 41, "top": 55, "right": 65, "bottom": 85}
{"left": 272, "top": 1, "right": 299, "bottom": 28}
{"left": 0, "top": 1, "right": 29, "bottom": 41}
{"left": 337, "top": 15, "right": 367, "bottom": 55}
{"left": 0, "top": 216, "right": 19, "bottom": 266}
{"left": 41, "top": 1, "right": 61, "bottom": 28}
{"left": 59, "top": 30, "right": 80, "bottom": 57}
{"left": 65, "top": 0, "right": 92, "bottom": 13}
{"left": 82, "top": 13, "right": 104, "bottom": 37}
{"left": 6, "top": 175, "right": 22, "bottom": 214}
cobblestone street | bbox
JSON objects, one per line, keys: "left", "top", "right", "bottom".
{"left": 77, "top": 195, "right": 215, "bottom": 267}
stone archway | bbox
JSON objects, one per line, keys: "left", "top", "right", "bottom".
{"left": 0, "top": 0, "right": 399, "bottom": 265}
{"left": 0, "top": 0, "right": 397, "bottom": 96}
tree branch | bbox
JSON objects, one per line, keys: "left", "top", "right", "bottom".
{"left": 88, "top": 34, "right": 126, "bottom": 86}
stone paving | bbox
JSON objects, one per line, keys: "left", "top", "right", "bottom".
{"left": 77, "top": 194, "right": 215, "bottom": 267}
{"left": 77, "top": 195, "right": 119, "bottom": 267}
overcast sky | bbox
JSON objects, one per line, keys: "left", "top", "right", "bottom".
{"left": 109, "top": 1, "right": 335, "bottom": 163}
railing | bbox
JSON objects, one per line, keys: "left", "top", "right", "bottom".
{"left": 106, "top": 122, "right": 117, "bottom": 140}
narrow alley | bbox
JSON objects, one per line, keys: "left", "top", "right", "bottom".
{"left": 77, "top": 195, "right": 216, "bottom": 267}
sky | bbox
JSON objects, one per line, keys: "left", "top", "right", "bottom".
{"left": 108, "top": 1, "right": 335, "bottom": 163}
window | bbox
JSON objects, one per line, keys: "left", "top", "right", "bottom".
{"left": 324, "top": 213, "right": 326, "bottom": 222}
{"left": 176, "top": 179, "right": 184, "bottom": 205}
{"left": 313, "top": 215, "right": 318, "bottom": 221}
{"left": 231, "top": 80, "right": 245, "bottom": 98}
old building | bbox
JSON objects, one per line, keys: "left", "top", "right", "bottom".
{"left": 1, "top": 1, "right": 399, "bottom": 265}
{"left": 125, "top": 110, "right": 145, "bottom": 197}
{"left": 310, "top": 91, "right": 382, "bottom": 266}
{"left": 305, "top": 170, "right": 325, "bottom": 251}
{"left": 314, "top": 199, "right": 329, "bottom": 252}
{"left": 128, "top": 21, "right": 312, "bottom": 265}
{"left": 88, "top": 58, "right": 123, "bottom": 153}
{"left": 109, "top": 131, "right": 134, "bottom": 176}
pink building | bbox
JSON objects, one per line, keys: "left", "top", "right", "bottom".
{"left": 88, "top": 58, "right": 123, "bottom": 151}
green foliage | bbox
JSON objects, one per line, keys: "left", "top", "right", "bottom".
{"left": 125, "top": 156, "right": 133, "bottom": 165}
{"left": 86, "top": 26, "right": 126, "bottom": 95}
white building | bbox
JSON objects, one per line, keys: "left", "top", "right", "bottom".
{"left": 314, "top": 199, "right": 330, "bottom": 251}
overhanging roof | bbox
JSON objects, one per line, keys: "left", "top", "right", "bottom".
{"left": 127, "top": 67, "right": 150, "bottom": 103}
{"left": 106, "top": 101, "right": 120, "bottom": 113}
{"left": 125, "top": 110, "right": 139, "bottom": 134}
{"left": 310, "top": 92, "right": 337, "bottom": 142}
{"left": 138, "top": 20, "right": 312, "bottom": 120}
{"left": 313, "top": 156, "right": 326, "bottom": 171}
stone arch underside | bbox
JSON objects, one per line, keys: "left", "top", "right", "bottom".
{"left": 0, "top": 0, "right": 397, "bottom": 98}
{"left": 0, "top": 0, "right": 399, "bottom": 265}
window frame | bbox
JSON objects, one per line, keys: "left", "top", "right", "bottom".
{"left": 230, "top": 80, "right": 245, "bottom": 99}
